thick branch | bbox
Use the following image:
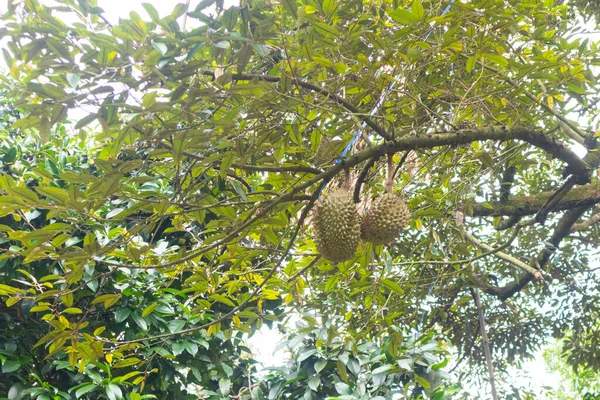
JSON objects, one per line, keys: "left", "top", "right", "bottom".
{"left": 100, "top": 126, "right": 589, "bottom": 270}
{"left": 472, "top": 183, "right": 600, "bottom": 217}
{"left": 483, "top": 205, "right": 589, "bottom": 301}
{"left": 499, "top": 165, "right": 516, "bottom": 203}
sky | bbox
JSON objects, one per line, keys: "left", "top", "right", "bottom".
{"left": 0, "top": 0, "right": 591, "bottom": 397}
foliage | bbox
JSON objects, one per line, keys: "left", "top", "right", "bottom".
{"left": 540, "top": 340, "right": 600, "bottom": 399}
{"left": 254, "top": 315, "right": 458, "bottom": 400}
{"left": 0, "top": 0, "right": 599, "bottom": 398}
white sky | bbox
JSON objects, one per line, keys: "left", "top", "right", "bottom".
{"left": 0, "top": 0, "right": 592, "bottom": 397}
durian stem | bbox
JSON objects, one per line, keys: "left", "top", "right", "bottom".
{"left": 386, "top": 153, "right": 393, "bottom": 194}
{"left": 344, "top": 168, "right": 351, "bottom": 190}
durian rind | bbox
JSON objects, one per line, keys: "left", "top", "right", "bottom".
{"left": 312, "top": 188, "right": 360, "bottom": 263}
{"left": 361, "top": 193, "right": 410, "bottom": 245}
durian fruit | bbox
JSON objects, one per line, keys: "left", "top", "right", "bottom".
{"left": 360, "top": 193, "right": 410, "bottom": 245}
{"left": 312, "top": 187, "right": 360, "bottom": 263}
{"left": 360, "top": 153, "right": 410, "bottom": 245}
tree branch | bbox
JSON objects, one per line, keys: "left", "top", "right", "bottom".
{"left": 461, "top": 227, "right": 542, "bottom": 278}
{"left": 572, "top": 208, "right": 600, "bottom": 231}
{"left": 201, "top": 70, "right": 393, "bottom": 141}
{"left": 98, "top": 126, "right": 590, "bottom": 270}
{"left": 472, "top": 183, "right": 600, "bottom": 217}
{"left": 158, "top": 142, "right": 323, "bottom": 175}
{"left": 484, "top": 205, "right": 589, "bottom": 301}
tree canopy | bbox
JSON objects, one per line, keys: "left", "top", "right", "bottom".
{"left": 0, "top": 0, "right": 600, "bottom": 398}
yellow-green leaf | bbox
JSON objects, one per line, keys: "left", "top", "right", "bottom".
{"left": 141, "top": 303, "right": 159, "bottom": 318}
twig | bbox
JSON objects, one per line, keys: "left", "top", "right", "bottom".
{"left": 102, "top": 188, "right": 320, "bottom": 345}
{"left": 460, "top": 227, "right": 543, "bottom": 279}
{"left": 285, "top": 256, "right": 321, "bottom": 283}
{"left": 471, "top": 288, "right": 499, "bottom": 400}
{"left": 353, "top": 157, "right": 378, "bottom": 203}
{"left": 571, "top": 208, "right": 600, "bottom": 231}
{"left": 201, "top": 70, "right": 393, "bottom": 141}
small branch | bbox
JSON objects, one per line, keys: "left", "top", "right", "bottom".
{"left": 471, "top": 288, "right": 499, "bottom": 400}
{"left": 105, "top": 189, "right": 321, "bottom": 345}
{"left": 285, "top": 255, "right": 321, "bottom": 283}
{"left": 461, "top": 227, "right": 543, "bottom": 279}
{"left": 499, "top": 165, "right": 516, "bottom": 203}
{"left": 571, "top": 208, "right": 600, "bottom": 231}
{"left": 353, "top": 157, "right": 378, "bottom": 203}
{"left": 534, "top": 176, "right": 577, "bottom": 224}
{"left": 496, "top": 215, "right": 521, "bottom": 230}
{"left": 392, "top": 151, "right": 411, "bottom": 180}
{"left": 201, "top": 70, "right": 393, "bottom": 141}
{"left": 159, "top": 142, "right": 323, "bottom": 175}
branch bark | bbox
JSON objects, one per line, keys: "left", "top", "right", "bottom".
{"left": 472, "top": 183, "right": 600, "bottom": 217}
{"left": 100, "top": 126, "right": 591, "bottom": 270}
{"left": 572, "top": 208, "right": 600, "bottom": 231}
{"left": 482, "top": 205, "right": 589, "bottom": 301}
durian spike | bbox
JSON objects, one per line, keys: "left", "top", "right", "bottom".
{"left": 386, "top": 153, "right": 393, "bottom": 194}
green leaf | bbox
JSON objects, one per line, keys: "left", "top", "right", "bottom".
{"left": 62, "top": 307, "right": 83, "bottom": 315}
{"left": 74, "top": 113, "right": 98, "bottom": 129}
{"left": 414, "top": 374, "right": 431, "bottom": 389}
{"left": 313, "top": 22, "right": 341, "bottom": 38}
{"left": 168, "top": 319, "right": 186, "bottom": 333}
{"left": 141, "top": 303, "right": 158, "bottom": 318}
{"left": 308, "top": 375, "right": 320, "bottom": 391}
{"left": 281, "top": 0, "right": 298, "bottom": 19}
{"left": 113, "top": 357, "right": 140, "bottom": 368}
{"left": 151, "top": 41, "right": 168, "bottom": 56}
{"left": 372, "top": 364, "right": 393, "bottom": 375}
{"left": 105, "top": 383, "right": 122, "bottom": 400}
{"left": 115, "top": 308, "right": 130, "bottom": 323}
{"left": 314, "top": 359, "right": 327, "bottom": 373}
{"left": 131, "top": 312, "right": 148, "bottom": 330}
{"left": 388, "top": 9, "right": 419, "bottom": 24}
{"left": 184, "top": 341, "right": 199, "bottom": 356}
{"left": 75, "top": 384, "right": 97, "bottom": 398}
{"left": 2, "top": 359, "right": 21, "bottom": 373}
{"left": 412, "top": 0, "right": 424, "bottom": 20}
{"left": 66, "top": 73, "right": 80, "bottom": 89}
{"left": 466, "top": 55, "right": 477, "bottom": 73}
{"left": 568, "top": 82, "right": 587, "bottom": 94}
{"left": 336, "top": 359, "right": 348, "bottom": 382}
{"left": 142, "top": 92, "right": 157, "bottom": 109}
{"left": 381, "top": 279, "right": 404, "bottom": 295}
{"left": 219, "top": 378, "right": 231, "bottom": 395}
{"left": 142, "top": 3, "right": 160, "bottom": 22}
{"left": 334, "top": 382, "right": 350, "bottom": 395}
{"left": 325, "top": 275, "right": 338, "bottom": 292}
{"left": 210, "top": 293, "right": 236, "bottom": 307}
{"left": 483, "top": 53, "right": 508, "bottom": 67}
{"left": 91, "top": 294, "right": 121, "bottom": 309}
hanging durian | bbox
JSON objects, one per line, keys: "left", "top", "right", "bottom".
{"left": 312, "top": 171, "right": 360, "bottom": 263}
{"left": 361, "top": 154, "right": 410, "bottom": 245}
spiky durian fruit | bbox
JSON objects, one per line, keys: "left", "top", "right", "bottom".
{"left": 312, "top": 188, "right": 360, "bottom": 263}
{"left": 361, "top": 193, "right": 410, "bottom": 245}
